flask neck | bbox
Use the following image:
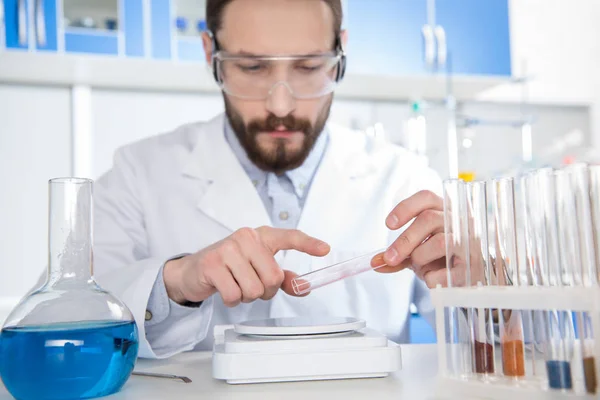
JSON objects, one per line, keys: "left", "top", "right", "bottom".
{"left": 47, "top": 178, "right": 94, "bottom": 287}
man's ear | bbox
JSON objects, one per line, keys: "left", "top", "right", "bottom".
{"left": 340, "top": 29, "right": 348, "bottom": 50}
{"left": 202, "top": 31, "right": 213, "bottom": 65}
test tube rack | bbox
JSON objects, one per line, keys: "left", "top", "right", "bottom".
{"left": 431, "top": 285, "right": 600, "bottom": 399}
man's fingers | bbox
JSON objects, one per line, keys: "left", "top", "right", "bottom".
{"left": 233, "top": 228, "right": 285, "bottom": 300}
{"left": 410, "top": 233, "right": 447, "bottom": 268}
{"left": 374, "top": 257, "right": 412, "bottom": 274}
{"left": 386, "top": 190, "right": 443, "bottom": 230}
{"left": 280, "top": 269, "right": 310, "bottom": 297}
{"left": 384, "top": 209, "right": 444, "bottom": 266}
{"left": 422, "top": 262, "right": 468, "bottom": 288}
{"left": 257, "top": 226, "right": 330, "bottom": 256}
{"left": 205, "top": 265, "right": 242, "bottom": 307}
{"left": 414, "top": 258, "right": 446, "bottom": 282}
{"left": 221, "top": 243, "right": 265, "bottom": 303}
{"left": 423, "top": 268, "right": 449, "bottom": 289}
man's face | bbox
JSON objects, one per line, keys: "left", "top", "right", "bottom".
{"left": 207, "top": 0, "right": 338, "bottom": 174}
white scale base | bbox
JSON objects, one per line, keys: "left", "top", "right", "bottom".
{"left": 211, "top": 317, "right": 402, "bottom": 384}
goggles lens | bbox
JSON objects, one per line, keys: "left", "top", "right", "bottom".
{"left": 215, "top": 53, "right": 341, "bottom": 100}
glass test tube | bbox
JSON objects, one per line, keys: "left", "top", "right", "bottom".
{"left": 517, "top": 173, "right": 543, "bottom": 378}
{"left": 590, "top": 166, "right": 600, "bottom": 286}
{"left": 537, "top": 168, "right": 575, "bottom": 391}
{"left": 573, "top": 164, "right": 600, "bottom": 394}
{"left": 490, "top": 177, "right": 526, "bottom": 378}
{"left": 465, "top": 181, "right": 496, "bottom": 375}
{"left": 528, "top": 169, "right": 565, "bottom": 389}
{"left": 587, "top": 165, "right": 600, "bottom": 394}
{"left": 443, "top": 179, "right": 473, "bottom": 377}
{"left": 290, "top": 248, "right": 387, "bottom": 295}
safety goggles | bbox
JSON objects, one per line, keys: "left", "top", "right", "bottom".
{"left": 211, "top": 51, "right": 344, "bottom": 100}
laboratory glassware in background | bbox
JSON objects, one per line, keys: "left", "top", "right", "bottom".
{"left": 490, "top": 177, "right": 526, "bottom": 379}
{"left": 443, "top": 179, "right": 474, "bottom": 377}
{"left": 458, "top": 127, "right": 477, "bottom": 182}
{"left": 0, "top": 178, "right": 139, "bottom": 400}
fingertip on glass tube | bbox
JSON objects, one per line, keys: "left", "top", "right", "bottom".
{"left": 370, "top": 252, "right": 386, "bottom": 269}
{"left": 291, "top": 277, "right": 310, "bottom": 296}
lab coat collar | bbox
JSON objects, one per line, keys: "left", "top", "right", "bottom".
{"left": 181, "top": 113, "right": 379, "bottom": 234}
{"left": 181, "top": 113, "right": 272, "bottom": 231}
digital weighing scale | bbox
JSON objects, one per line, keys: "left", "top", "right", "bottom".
{"left": 212, "top": 316, "right": 402, "bottom": 384}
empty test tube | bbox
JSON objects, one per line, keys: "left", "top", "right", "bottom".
{"left": 443, "top": 179, "right": 473, "bottom": 377}
{"left": 291, "top": 248, "right": 387, "bottom": 295}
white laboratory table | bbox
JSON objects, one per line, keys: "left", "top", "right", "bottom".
{"left": 0, "top": 344, "right": 440, "bottom": 400}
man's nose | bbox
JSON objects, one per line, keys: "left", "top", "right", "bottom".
{"left": 265, "top": 81, "right": 296, "bottom": 118}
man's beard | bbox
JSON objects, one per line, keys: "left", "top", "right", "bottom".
{"left": 224, "top": 96, "right": 332, "bottom": 174}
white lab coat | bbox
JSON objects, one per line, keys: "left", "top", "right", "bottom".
{"left": 90, "top": 113, "right": 443, "bottom": 359}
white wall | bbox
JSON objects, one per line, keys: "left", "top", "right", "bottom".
{"left": 477, "top": 0, "right": 600, "bottom": 148}
{"left": 0, "top": 85, "right": 72, "bottom": 322}
{"left": 479, "top": 0, "right": 600, "bottom": 104}
{"left": 91, "top": 90, "right": 223, "bottom": 178}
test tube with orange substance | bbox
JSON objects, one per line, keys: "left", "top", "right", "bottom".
{"left": 490, "top": 177, "right": 526, "bottom": 378}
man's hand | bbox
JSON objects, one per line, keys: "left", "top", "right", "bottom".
{"left": 376, "top": 190, "right": 487, "bottom": 288}
{"left": 376, "top": 190, "right": 448, "bottom": 288}
{"left": 163, "top": 226, "right": 330, "bottom": 306}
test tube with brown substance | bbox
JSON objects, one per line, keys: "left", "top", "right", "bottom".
{"left": 465, "top": 181, "right": 495, "bottom": 375}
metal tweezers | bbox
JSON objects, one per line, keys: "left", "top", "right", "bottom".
{"left": 132, "top": 371, "right": 192, "bottom": 383}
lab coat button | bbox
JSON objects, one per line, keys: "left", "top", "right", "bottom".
{"left": 145, "top": 310, "right": 152, "bottom": 321}
{"left": 279, "top": 211, "right": 289, "bottom": 221}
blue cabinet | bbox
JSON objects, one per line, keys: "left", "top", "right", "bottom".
{"left": 346, "top": 0, "right": 430, "bottom": 76}
{"left": 345, "top": 0, "right": 511, "bottom": 77}
{"left": 2, "top": 0, "right": 145, "bottom": 56}
{"left": 3, "top": 0, "right": 57, "bottom": 51}
{"left": 2, "top": 0, "right": 511, "bottom": 77}
{"left": 435, "top": 0, "right": 511, "bottom": 76}
{"left": 150, "top": 0, "right": 206, "bottom": 62}
{"left": 62, "top": 0, "right": 144, "bottom": 56}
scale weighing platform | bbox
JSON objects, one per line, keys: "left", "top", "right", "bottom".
{"left": 212, "top": 316, "right": 402, "bottom": 384}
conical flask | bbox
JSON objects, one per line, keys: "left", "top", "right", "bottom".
{"left": 0, "top": 178, "right": 139, "bottom": 399}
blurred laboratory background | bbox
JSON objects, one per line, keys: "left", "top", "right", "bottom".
{"left": 1, "top": 0, "right": 599, "bottom": 338}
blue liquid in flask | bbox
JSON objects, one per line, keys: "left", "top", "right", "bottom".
{"left": 0, "top": 320, "right": 138, "bottom": 400}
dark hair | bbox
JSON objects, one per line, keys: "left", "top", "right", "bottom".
{"left": 206, "top": 0, "right": 343, "bottom": 38}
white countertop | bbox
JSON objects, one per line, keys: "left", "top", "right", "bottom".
{"left": 0, "top": 344, "right": 440, "bottom": 400}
